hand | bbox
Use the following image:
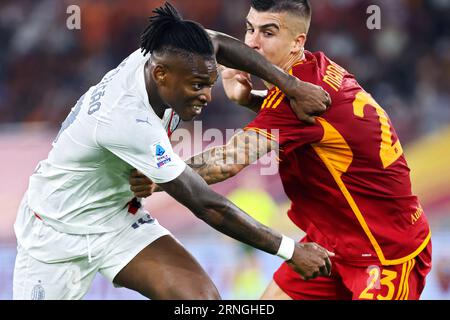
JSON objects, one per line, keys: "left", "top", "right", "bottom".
{"left": 287, "top": 242, "right": 335, "bottom": 280}
{"left": 220, "top": 66, "right": 253, "bottom": 106}
{"left": 129, "top": 169, "right": 159, "bottom": 198}
{"left": 284, "top": 77, "right": 331, "bottom": 124}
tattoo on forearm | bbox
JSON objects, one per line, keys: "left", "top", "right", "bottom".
{"left": 188, "top": 146, "right": 236, "bottom": 184}
{"left": 186, "top": 130, "right": 277, "bottom": 185}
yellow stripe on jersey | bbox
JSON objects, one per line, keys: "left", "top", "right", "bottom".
{"left": 292, "top": 61, "right": 305, "bottom": 68}
{"left": 288, "top": 61, "right": 305, "bottom": 75}
{"left": 401, "top": 259, "right": 416, "bottom": 300}
{"left": 313, "top": 118, "right": 353, "bottom": 176}
{"left": 400, "top": 260, "right": 412, "bottom": 300}
{"left": 245, "top": 127, "right": 276, "bottom": 141}
{"left": 254, "top": 128, "right": 275, "bottom": 140}
{"left": 271, "top": 93, "right": 285, "bottom": 109}
{"left": 387, "top": 232, "right": 430, "bottom": 265}
{"left": 260, "top": 87, "right": 287, "bottom": 110}
{"left": 261, "top": 90, "right": 278, "bottom": 109}
{"left": 394, "top": 261, "right": 408, "bottom": 300}
{"left": 264, "top": 90, "right": 282, "bottom": 109}
{"left": 313, "top": 117, "right": 431, "bottom": 266}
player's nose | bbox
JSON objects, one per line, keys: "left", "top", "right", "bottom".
{"left": 199, "top": 87, "right": 212, "bottom": 104}
{"left": 245, "top": 33, "right": 260, "bottom": 50}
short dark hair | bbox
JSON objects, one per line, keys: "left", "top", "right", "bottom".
{"left": 251, "top": 0, "right": 311, "bottom": 32}
{"left": 140, "top": 2, "right": 214, "bottom": 57}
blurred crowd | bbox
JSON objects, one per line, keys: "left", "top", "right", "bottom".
{"left": 0, "top": 0, "right": 449, "bottom": 144}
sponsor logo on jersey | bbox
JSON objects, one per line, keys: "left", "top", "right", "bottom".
{"left": 157, "top": 156, "right": 171, "bottom": 168}
{"left": 152, "top": 143, "right": 171, "bottom": 168}
{"left": 136, "top": 117, "right": 152, "bottom": 126}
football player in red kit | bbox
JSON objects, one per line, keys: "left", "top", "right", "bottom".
{"left": 130, "top": 0, "right": 431, "bottom": 299}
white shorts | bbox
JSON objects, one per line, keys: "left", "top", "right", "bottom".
{"left": 13, "top": 199, "right": 171, "bottom": 300}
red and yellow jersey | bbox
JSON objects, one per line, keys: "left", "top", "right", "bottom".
{"left": 245, "top": 51, "right": 431, "bottom": 266}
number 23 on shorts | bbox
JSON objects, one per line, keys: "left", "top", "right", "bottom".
{"left": 358, "top": 260, "right": 416, "bottom": 300}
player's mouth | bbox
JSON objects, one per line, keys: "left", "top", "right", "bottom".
{"left": 191, "top": 105, "right": 205, "bottom": 116}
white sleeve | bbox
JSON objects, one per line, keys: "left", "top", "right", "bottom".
{"left": 96, "top": 103, "right": 186, "bottom": 184}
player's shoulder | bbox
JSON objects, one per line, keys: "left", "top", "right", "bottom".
{"left": 96, "top": 106, "right": 168, "bottom": 154}
{"left": 292, "top": 51, "right": 362, "bottom": 104}
{"left": 291, "top": 51, "right": 350, "bottom": 79}
{"left": 253, "top": 86, "right": 312, "bottom": 129}
{"left": 111, "top": 100, "right": 163, "bottom": 130}
{"left": 124, "top": 48, "right": 150, "bottom": 70}
{"left": 106, "top": 48, "right": 148, "bottom": 90}
{"left": 311, "top": 51, "right": 343, "bottom": 69}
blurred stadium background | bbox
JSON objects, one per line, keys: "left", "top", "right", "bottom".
{"left": 1, "top": 0, "right": 450, "bottom": 300}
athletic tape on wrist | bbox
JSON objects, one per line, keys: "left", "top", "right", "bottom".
{"left": 276, "top": 235, "right": 295, "bottom": 261}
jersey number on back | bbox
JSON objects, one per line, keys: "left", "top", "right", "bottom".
{"left": 353, "top": 91, "right": 403, "bottom": 169}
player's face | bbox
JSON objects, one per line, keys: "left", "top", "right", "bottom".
{"left": 245, "top": 8, "right": 302, "bottom": 70}
{"left": 162, "top": 54, "right": 218, "bottom": 121}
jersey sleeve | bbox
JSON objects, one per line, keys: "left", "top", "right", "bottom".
{"left": 245, "top": 92, "right": 324, "bottom": 153}
{"left": 96, "top": 102, "right": 186, "bottom": 184}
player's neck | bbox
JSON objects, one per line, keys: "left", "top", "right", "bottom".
{"left": 281, "top": 51, "right": 306, "bottom": 72}
{"left": 264, "top": 52, "right": 306, "bottom": 90}
{"left": 144, "top": 61, "right": 167, "bottom": 119}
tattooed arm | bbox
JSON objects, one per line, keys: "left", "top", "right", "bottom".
{"left": 187, "top": 129, "right": 278, "bottom": 185}
{"left": 129, "top": 130, "right": 278, "bottom": 197}
{"left": 129, "top": 140, "right": 334, "bottom": 279}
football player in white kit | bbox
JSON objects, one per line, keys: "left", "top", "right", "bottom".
{"left": 13, "top": 3, "right": 332, "bottom": 300}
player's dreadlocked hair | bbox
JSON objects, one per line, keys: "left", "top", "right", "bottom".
{"left": 251, "top": 0, "right": 311, "bottom": 32}
{"left": 140, "top": 2, "right": 214, "bottom": 57}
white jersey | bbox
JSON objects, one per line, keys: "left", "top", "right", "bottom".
{"left": 24, "top": 49, "right": 186, "bottom": 235}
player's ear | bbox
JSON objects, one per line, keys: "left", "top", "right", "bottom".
{"left": 291, "top": 33, "right": 307, "bottom": 55}
{"left": 152, "top": 64, "right": 168, "bottom": 86}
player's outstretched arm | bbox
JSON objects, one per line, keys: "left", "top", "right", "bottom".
{"left": 129, "top": 130, "right": 273, "bottom": 197}
{"left": 158, "top": 165, "right": 334, "bottom": 280}
{"left": 207, "top": 29, "right": 331, "bottom": 124}
{"left": 187, "top": 129, "right": 275, "bottom": 185}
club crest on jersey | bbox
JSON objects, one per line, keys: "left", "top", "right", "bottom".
{"left": 152, "top": 143, "right": 171, "bottom": 168}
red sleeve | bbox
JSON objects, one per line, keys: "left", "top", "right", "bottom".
{"left": 244, "top": 88, "right": 324, "bottom": 154}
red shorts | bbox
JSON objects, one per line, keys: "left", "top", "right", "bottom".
{"left": 274, "top": 239, "right": 432, "bottom": 300}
